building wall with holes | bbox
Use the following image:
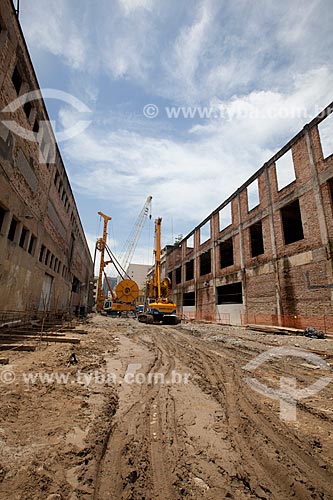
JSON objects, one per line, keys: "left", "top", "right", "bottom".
{"left": 0, "top": 0, "right": 93, "bottom": 314}
{"left": 166, "top": 103, "right": 333, "bottom": 330}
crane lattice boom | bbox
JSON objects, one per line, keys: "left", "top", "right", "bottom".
{"left": 120, "top": 196, "right": 152, "bottom": 274}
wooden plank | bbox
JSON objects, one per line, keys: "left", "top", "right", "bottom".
{"left": 247, "top": 324, "right": 293, "bottom": 335}
{"left": 0, "top": 335, "right": 80, "bottom": 344}
{"left": 56, "top": 329, "right": 88, "bottom": 334}
{"left": 0, "top": 345, "right": 36, "bottom": 351}
{"left": 38, "top": 337, "right": 80, "bottom": 344}
{"left": 0, "top": 331, "right": 66, "bottom": 337}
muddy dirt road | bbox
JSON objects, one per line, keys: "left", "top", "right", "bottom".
{"left": 95, "top": 318, "right": 333, "bottom": 500}
{"left": 1, "top": 316, "right": 333, "bottom": 499}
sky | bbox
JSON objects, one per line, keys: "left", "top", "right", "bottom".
{"left": 19, "top": 0, "right": 333, "bottom": 273}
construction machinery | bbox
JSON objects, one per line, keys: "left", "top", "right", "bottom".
{"left": 138, "top": 217, "right": 181, "bottom": 325}
{"left": 119, "top": 196, "right": 152, "bottom": 274}
{"left": 95, "top": 212, "right": 139, "bottom": 315}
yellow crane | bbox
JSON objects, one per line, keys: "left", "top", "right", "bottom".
{"left": 95, "top": 211, "right": 139, "bottom": 315}
{"left": 138, "top": 217, "right": 181, "bottom": 325}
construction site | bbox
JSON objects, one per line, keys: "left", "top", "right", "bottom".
{"left": 1, "top": 1, "right": 333, "bottom": 500}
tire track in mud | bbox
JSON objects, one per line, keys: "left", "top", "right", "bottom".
{"left": 157, "top": 328, "right": 333, "bottom": 499}
{"left": 93, "top": 323, "right": 333, "bottom": 500}
{"left": 94, "top": 329, "right": 187, "bottom": 500}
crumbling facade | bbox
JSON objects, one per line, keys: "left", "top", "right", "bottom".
{"left": 0, "top": 0, "right": 93, "bottom": 314}
{"left": 167, "top": 103, "right": 333, "bottom": 331}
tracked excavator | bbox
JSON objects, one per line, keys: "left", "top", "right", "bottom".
{"left": 138, "top": 217, "right": 181, "bottom": 325}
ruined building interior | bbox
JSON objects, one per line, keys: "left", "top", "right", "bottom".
{"left": 166, "top": 104, "right": 333, "bottom": 330}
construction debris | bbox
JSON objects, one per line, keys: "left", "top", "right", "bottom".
{"left": 0, "top": 311, "right": 85, "bottom": 354}
{"left": 0, "top": 345, "right": 36, "bottom": 352}
{"left": 67, "top": 353, "right": 78, "bottom": 365}
{"left": 301, "top": 326, "right": 326, "bottom": 339}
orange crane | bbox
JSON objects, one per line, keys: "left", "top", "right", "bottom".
{"left": 95, "top": 211, "right": 139, "bottom": 314}
{"left": 138, "top": 217, "right": 181, "bottom": 325}
{"left": 95, "top": 211, "right": 111, "bottom": 312}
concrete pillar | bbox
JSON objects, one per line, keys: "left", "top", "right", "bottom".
{"left": 304, "top": 127, "right": 330, "bottom": 247}
{"left": 236, "top": 194, "right": 247, "bottom": 316}
{"left": 13, "top": 219, "right": 22, "bottom": 245}
{"left": 304, "top": 126, "right": 333, "bottom": 310}
{"left": 211, "top": 213, "right": 218, "bottom": 321}
{"left": 29, "top": 107, "right": 37, "bottom": 127}
{"left": 0, "top": 208, "right": 12, "bottom": 238}
{"left": 194, "top": 228, "right": 200, "bottom": 319}
{"left": 264, "top": 167, "right": 283, "bottom": 323}
{"left": 19, "top": 81, "right": 29, "bottom": 97}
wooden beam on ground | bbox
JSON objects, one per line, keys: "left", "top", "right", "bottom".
{"left": 0, "top": 335, "right": 80, "bottom": 344}
{"left": 0, "top": 345, "right": 36, "bottom": 351}
{"left": 0, "top": 330, "right": 66, "bottom": 336}
{"left": 247, "top": 324, "right": 296, "bottom": 335}
{"left": 38, "top": 336, "right": 80, "bottom": 344}
{"left": 56, "top": 329, "right": 88, "bottom": 334}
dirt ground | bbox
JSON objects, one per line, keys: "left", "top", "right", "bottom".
{"left": 0, "top": 315, "right": 333, "bottom": 500}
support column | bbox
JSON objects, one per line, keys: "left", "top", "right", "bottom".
{"left": 264, "top": 167, "right": 283, "bottom": 324}
{"left": 304, "top": 126, "right": 333, "bottom": 310}
{"left": 236, "top": 194, "right": 247, "bottom": 321}
{"left": 194, "top": 228, "right": 200, "bottom": 320}
{"left": 211, "top": 214, "right": 218, "bottom": 322}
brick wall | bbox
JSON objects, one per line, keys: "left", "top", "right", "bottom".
{"left": 166, "top": 103, "right": 333, "bottom": 330}
{"left": 0, "top": 0, "right": 93, "bottom": 314}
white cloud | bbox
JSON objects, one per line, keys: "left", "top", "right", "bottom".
{"left": 103, "top": 33, "right": 153, "bottom": 80}
{"left": 165, "top": 1, "right": 214, "bottom": 100}
{"left": 62, "top": 66, "right": 333, "bottom": 239}
{"left": 19, "top": 0, "right": 333, "bottom": 257}
{"left": 21, "top": 0, "right": 87, "bottom": 69}
{"left": 21, "top": 0, "right": 333, "bottom": 104}
{"left": 277, "top": 0, "right": 321, "bottom": 45}
{"left": 157, "top": 0, "right": 333, "bottom": 103}
{"left": 192, "top": 67, "right": 333, "bottom": 144}
{"left": 118, "top": 0, "right": 154, "bottom": 14}
{"left": 92, "top": 0, "right": 157, "bottom": 82}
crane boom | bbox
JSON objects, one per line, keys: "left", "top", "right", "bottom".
{"left": 120, "top": 196, "right": 152, "bottom": 274}
{"left": 154, "top": 217, "right": 162, "bottom": 299}
{"left": 96, "top": 211, "right": 112, "bottom": 311}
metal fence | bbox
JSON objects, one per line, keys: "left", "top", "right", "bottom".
{"left": 0, "top": 309, "right": 73, "bottom": 331}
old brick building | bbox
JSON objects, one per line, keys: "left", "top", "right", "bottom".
{"left": 0, "top": 0, "right": 93, "bottom": 314}
{"left": 167, "top": 103, "right": 333, "bottom": 331}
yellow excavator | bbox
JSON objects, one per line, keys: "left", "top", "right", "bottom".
{"left": 138, "top": 217, "right": 181, "bottom": 325}
{"left": 95, "top": 212, "right": 139, "bottom": 315}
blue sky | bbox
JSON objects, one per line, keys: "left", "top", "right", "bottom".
{"left": 19, "top": 0, "right": 333, "bottom": 271}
